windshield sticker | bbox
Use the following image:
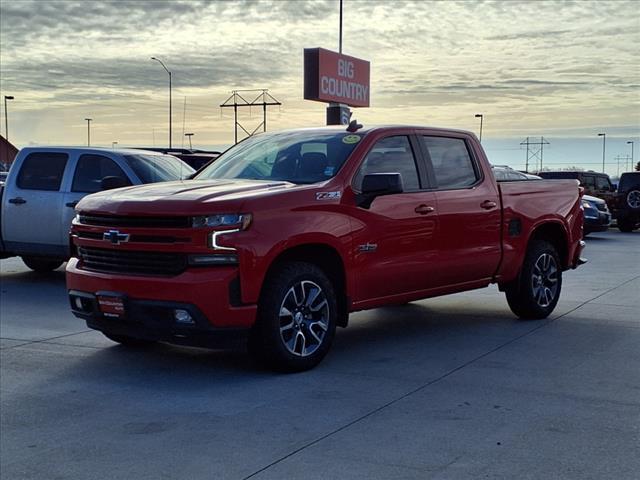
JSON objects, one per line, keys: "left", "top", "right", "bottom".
{"left": 342, "top": 135, "right": 361, "bottom": 144}
{"left": 324, "top": 166, "right": 335, "bottom": 176}
{"left": 316, "top": 191, "right": 341, "bottom": 201}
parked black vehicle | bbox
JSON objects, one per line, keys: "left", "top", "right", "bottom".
{"left": 611, "top": 172, "right": 640, "bottom": 232}
{"left": 537, "top": 170, "right": 615, "bottom": 206}
{"left": 582, "top": 194, "right": 611, "bottom": 236}
{"left": 133, "top": 148, "right": 221, "bottom": 171}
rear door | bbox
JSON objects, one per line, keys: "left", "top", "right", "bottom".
{"left": 1, "top": 151, "right": 70, "bottom": 255}
{"left": 61, "top": 153, "right": 131, "bottom": 246}
{"left": 419, "top": 134, "right": 502, "bottom": 286}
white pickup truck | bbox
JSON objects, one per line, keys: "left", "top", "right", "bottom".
{"left": 0, "top": 147, "right": 193, "bottom": 271}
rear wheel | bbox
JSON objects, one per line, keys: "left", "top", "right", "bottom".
{"left": 505, "top": 240, "right": 562, "bottom": 320}
{"left": 102, "top": 332, "right": 155, "bottom": 347}
{"left": 617, "top": 218, "right": 636, "bottom": 233}
{"left": 21, "top": 256, "right": 63, "bottom": 272}
{"left": 249, "top": 262, "right": 337, "bottom": 372}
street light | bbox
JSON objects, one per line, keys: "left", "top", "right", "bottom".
{"left": 151, "top": 56, "right": 172, "bottom": 149}
{"left": 112, "top": 141, "right": 118, "bottom": 149}
{"left": 185, "top": 132, "right": 194, "bottom": 150}
{"left": 597, "top": 133, "right": 606, "bottom": 173}
{"left": 3, "top": 95, "right": 14, "bottom": 166}
{"left": 475, "top": 114, "right": 483, "bottom": 143}
{"left": 627, "top": 141, "right": 634, "bottom": 171}
{"left": 85, "top": 118, "right": 93, "bottom": 146}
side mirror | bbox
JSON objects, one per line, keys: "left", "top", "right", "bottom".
{"left": 356, "top": 173, "right": 403, "bottom": 208}
{"left": 100, "top": 176, "right": 130, "bottom": 191}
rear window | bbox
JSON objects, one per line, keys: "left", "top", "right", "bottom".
{"left": 122, "top": 154, "right": 194, "bottom": 183}
{"left": 619, "top": 173, "right": 640, "bottom": 191}
{"left": 17, "top": 152, "right": 68, "bottom": 191}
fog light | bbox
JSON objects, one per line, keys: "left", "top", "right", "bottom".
{"left": 173, "top": 309, "right": 194, "bottom": 325}
{"left": 74, "top": 297, "right": 84, "bottom": 310}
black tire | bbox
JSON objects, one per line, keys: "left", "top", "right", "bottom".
{"left": 617, "top": 218, "right": 635, "bottom": 233}
{"left": 102, "top": 332, "right": 155, "bottom": 347}
{"left": 21, "top": 256, "right": 63, "bottom": 272}
{"left": 249, "top": 262, "right": 338, "bottom": 372}
{"left": 626, "top": 189, "right": 640, "bottom": 209}
{"left": 504, "top": 240, "right": 562, "bottom": 320}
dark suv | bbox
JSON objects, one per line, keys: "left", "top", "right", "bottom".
{"left": 537, "top": 171, "right": 615, "bottom": 205}
{"left": 611, "top": 172, "right": 640, "bottom": 232}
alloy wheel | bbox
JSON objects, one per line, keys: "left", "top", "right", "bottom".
{"left": 531, "top": 253, "right": 559, "bottom": 308}
{"left": 279, "top": 280, "right": 330, "bottom": 357}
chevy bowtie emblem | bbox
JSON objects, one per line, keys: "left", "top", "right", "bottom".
{"left": 103, "top": 230, "right": 130, "bottom": 245}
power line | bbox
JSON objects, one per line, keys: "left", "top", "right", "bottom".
{"left": 220, "top": 89, "right": 282, "bottom": 144}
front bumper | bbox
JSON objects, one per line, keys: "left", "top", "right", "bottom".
{"left": 66, "top": 257, "right": 257, "bottom": 330}
{"left": 583, "top": 210, "right": 611, "bottom": 233}
{"left": 69, "top": 290, "right": 249, "bottom": 348}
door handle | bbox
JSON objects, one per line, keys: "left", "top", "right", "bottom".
{"left": 481, "top": 200, "right": 497, "bottom": 210}
{"left": 415, "top": 204, "right": 435, "bottom": 215}
{"left": 66, "top": 201, "right": 79, "bottom": 208}
{"left": 8, "top": 197, "right": 26, "bottom": 205}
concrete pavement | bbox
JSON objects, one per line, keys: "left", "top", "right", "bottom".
{"left": 1, "top": 229, "right": 639, "bottom": 479}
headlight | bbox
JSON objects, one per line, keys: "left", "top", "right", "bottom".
{"left": 192, "top": 214, "right": 252, "bottom": 229}
{"left": 582, "top": 200, "right": 593, "bottom": 209}
{"left": 73, "top": 214, "right": 81, "bottom": 224}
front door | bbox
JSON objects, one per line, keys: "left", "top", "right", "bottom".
{"left": 350, "top": 135, "right": 439, "bottom": 302}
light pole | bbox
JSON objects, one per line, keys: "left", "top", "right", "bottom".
{"left": 151, "top": 57, "right": 172, "bottom": 149}
{"left": 3, "top": 95, "right": 13, "bottom": 166}
{"left": 627, "top": 141, "right": 634, "bottom": 171}
{"left": 475, "top": 114, "right": 483, "bottom": 143}
{"left": 185, "top": 132, "right": 194, "bottom": 150}
{"left": 85, "top": 118, "right": 93, "bottom": 146}
{"left": 597, "top": 133, "right": 606, "bottom": 173}
{"left": 112, "top": 141, "right": 118, "bottom": 149}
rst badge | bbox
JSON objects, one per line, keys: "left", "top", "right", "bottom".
{"left": 316, "top": 191, "right": 341, "bottom": 201}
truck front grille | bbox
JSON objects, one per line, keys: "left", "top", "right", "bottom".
{"left": 78, "top": 214, "right": 190, "bottom": 228}
{"left": 78, "top": 247, "right": 187, "bottom": 276}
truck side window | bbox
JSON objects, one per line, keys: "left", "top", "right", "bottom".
{"left": 16, "top": 152, "right": 68, "bottom": 191}
{"left": 596, "top": 176, "right": 611, "bottom": 191}
{"left": 421, "top": 136, "right": 478, "bottom": 189}
{"left": 72, "top": 154, "right": 129, "bottom": 193}
{"left": 582, "top": 176, "right": 596, "bottom": 188}
{"left": 354, "top": 136, "right": 420, "bottom": 191}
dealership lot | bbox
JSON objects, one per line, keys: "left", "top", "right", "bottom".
{"left": 1, "top": 230, "right": 638, "bottom": 480}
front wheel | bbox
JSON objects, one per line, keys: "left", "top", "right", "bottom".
{"left": 21, "top": 256, "right": 63, "bottom": 272}
{"left": 504, "top": 240, "right": 562, "bottom": 320}
{"left": 249, "top": 262, "right": 338, "bottom": 372}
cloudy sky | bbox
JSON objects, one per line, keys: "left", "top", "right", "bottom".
{"left": 1, "top": 0, "right": 639, "bottom": 174}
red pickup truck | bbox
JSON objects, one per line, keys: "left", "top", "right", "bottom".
{"left": 67, "top": 125, "right": 585, "bottom": 371}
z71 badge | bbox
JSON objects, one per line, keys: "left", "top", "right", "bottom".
{"left": 316, "top": 191, "right": 342, "bottom": 200}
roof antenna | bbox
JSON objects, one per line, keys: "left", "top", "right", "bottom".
{"left": 346, "top": 119, "right": 362, "bottom": 133}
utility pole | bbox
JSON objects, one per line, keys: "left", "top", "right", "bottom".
{"left": 85, "top": 118, "right": 92, "bottom": 146}
{"left": 3, "top": 95, "right": 14, "bottom": 166}
{"left": 627, "top": 141, "right": 634, "bottom": 171}
{"left": 598, "top": 133, "right": 606, "bottom": 173}
{"left": 615, "top": 155, "right": 632, "bottom": 177}
{"left": 475, "top": 114, "right": 483, "bottom": 143}
{"left": 520, "top": 136, "right": 549, "bottom": 172}
{"left": 185, "top": 133, "right": 194, "bottom": 150}
{"left": 151, "top": 57, "right": 172, "bottom": 148}
{"left": 220, "top": 89, "right": 281, "bottom": 144}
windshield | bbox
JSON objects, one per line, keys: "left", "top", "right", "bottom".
{"left": 123, "top": 154, "right": 194, "bottom": 183}
{"left": 195, "top": 131, "right": 363, "bottom": 184}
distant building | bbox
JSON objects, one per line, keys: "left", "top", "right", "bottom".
{"left": 1, "top": 134, "right": 19, "bottom": 169}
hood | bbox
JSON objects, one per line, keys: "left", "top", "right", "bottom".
{"left": 77, "top": 179, "right": 298, "bottom": 216}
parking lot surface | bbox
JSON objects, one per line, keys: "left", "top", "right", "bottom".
{"left": 1, "top": 230, "right": 639, "bottom": 479}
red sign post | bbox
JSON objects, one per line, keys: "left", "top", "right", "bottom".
{"left": 304, "top": 48, "right": 370, "bottom": 108}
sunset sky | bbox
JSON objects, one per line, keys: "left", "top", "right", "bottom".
{"left": 1, "top": 0, "right": 639, "bottom": 176}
